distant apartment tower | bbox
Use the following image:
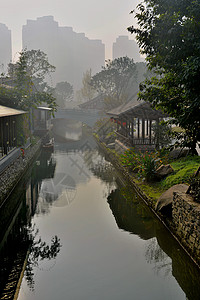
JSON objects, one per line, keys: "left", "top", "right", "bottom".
{"left": 113, "top": 36, "right": 142, "bottom": 62}
{"left": 22, "top": 16, "right": 105, "bottom": 90}
{"left": 0, "top": 24, "right": 12, "bottom": 74}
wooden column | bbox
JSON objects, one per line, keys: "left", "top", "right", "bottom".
{"left": 146, "top": 119, "right": 149, "bottom": 136}
{"left": 142, "top": 119, "right": 145, "bottom": 141}
{"left": 137, "top": 118, "right": 140, "bottom": 139}
{"left": 131, "top": 121, "right": 134, "bottom": 143}
{"left": 155, "top": 118, "right": 160, "bottom": 149}
{"left": 126, "top": 119, "right": 128, "bottom": 138}
{"left": 149, "top": 120, "right": 152, "bottom": 144}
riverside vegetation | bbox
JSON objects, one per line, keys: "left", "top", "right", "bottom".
{"left": 94, "top": 118, "right": 200, "bottom": 207}
{"left": 120, "top": 148, "right": 200, "bottom": 204}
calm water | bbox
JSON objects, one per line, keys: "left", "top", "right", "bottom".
{"left": 1, "top": 122, "right": 200, "bottom": 300}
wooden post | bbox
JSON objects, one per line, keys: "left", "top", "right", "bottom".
{"left": 146, "top": 119, "right": 149, "bottom": 136}
{"left": 142, "top": 119, "right": 145, "bottom": 141}
{"left": 137, "top": 118, "right": 140, "bottom": 139}
{"left": 149, "top": 120, "right": 152, "bottom": 144}
{"left": 155, "top": 118, "right": 159, "bottom": 149}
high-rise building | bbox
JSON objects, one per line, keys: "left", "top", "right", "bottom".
{"left": 113, "top": 36, "right": 142, "bottom": 62}
{"left": 22, "top": 16, "right": 105, "bottom": 90}
{"left": 0, "top": 24, "right": 12, "bottom": 74}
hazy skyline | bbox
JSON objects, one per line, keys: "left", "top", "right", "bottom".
{"left": 1, "top": 0, "right": 140, "bottom": 60}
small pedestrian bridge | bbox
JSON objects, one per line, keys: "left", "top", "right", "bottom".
{"left": 54, "top": 108, "right": 104, "bottom": 127}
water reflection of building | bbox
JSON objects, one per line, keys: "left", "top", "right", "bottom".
{"left": 107, "top": 188, "right": 200, "bottom": 300}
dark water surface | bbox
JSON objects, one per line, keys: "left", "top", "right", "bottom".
{"left": 1, "top": 123, "right": 200, "bottom": 300}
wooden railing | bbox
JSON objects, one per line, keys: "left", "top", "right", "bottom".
{"left": 115, "top": 131, "right": 156, "bottom": 146}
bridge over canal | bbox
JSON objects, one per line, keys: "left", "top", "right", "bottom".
{"left": 54, "top": 108, "right": 105, "bottom": 127}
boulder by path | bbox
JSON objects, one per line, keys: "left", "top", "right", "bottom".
{"left": 155, "top": 184, "right": 189, "bottom": 213}
{"left": 155, "top": 164, "right": 174, "bottom": 179}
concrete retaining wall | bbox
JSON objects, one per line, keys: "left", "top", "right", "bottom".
{"left": 172, "top": 192, "right": 200, "bottom": 265}
{"left": 0, "top": 141, "right": 41, "bottom": 207}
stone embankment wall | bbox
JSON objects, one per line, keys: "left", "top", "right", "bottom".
{"left": 0, "top": 141, "right": 41, "bottom": 207}
{"left": 172, "top": 192, "right": 200, "bottom": 265}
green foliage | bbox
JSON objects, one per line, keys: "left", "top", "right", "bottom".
{"left": 128, "top": 0, "right": 200, "bottom": 153}
{"left": 16, "top": 115, "right": 26, "bottom": 146}
{"left": 121, "top": 149, "right": 165, "bottom": 182}
{"left": 9, "top": 49, "right": 55, "bottom": 92}
{"left": 91, "top": 57, "right": 137, "bottom": 109}
{"left": 152, "top": 121, "right": 172, "bottom": 148}
{"left": 161, "top": 156, "right": 200, "bottom": 189}
{"left": 2, "top": 49, "right": 57, "bottom": 113}
{"left": 121, "top": 151, "right": 200, "bottom": 201}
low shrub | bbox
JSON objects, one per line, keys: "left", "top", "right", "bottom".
{"left": 121, "top": 149, "right": 166, "bottom": 182}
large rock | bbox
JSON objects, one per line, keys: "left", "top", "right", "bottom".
{"left": 155, "top": 164, "right": 174, "bottom": 179}
{"left": 155, "top": 183, "right": 189, "bottom": 212}
{"left": 169, "top": 148, "right": 189, "bottom": 159}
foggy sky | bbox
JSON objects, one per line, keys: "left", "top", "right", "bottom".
{"left": 1, "top": 0, "right": 140, "bottom": 60}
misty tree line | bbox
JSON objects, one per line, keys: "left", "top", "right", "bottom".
{"left": 0, "top": 48, "right": 146, "bottom": 111}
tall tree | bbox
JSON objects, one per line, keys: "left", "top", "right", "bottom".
{"left": 128, "top": 0, "right": 200, "bottom": 154}
{"left": 55, "top": 81, "right": 74, "bottom": 108}
{"left": 76, "top": 69, "right": 96, "bottom": 101}
{"left": 2, "top": 49, "right": 57, "bottom": 112}
{"left": 8, "top": 49, "right": 55, "bottom": 92}
{"left": 91, "top": 57, "right": 137, "bottom": 109}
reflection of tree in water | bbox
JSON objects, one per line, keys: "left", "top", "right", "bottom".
{"left": 83, "top": 149, "right": 116, "bottom": 195}
{"left": 145, "top": 238, "right": 171, "bottom": 277}
{"left": 0, "top": 221, "right": 61, "bottom": 297}
{"left": 25, "top": 224, "right": 62, "bottom": 291}
{"left": 107, "top": 188, "right": 156, "bottom": 240}
{"left": 108, "top": 186, "right": 200, "bottom": 300}
{"left": 122, "top": 187, "right": 172, "bottom": 276}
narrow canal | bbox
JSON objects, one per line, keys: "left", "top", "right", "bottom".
{"left": 1, "top": 121, "right": 200, "bottom": 300}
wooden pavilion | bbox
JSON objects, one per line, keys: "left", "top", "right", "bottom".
{"left": 107, "top": 97, "right": 167, "bottom": 150}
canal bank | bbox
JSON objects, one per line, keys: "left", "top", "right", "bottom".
{"left": 0, "top": 140, "right": 41, "bottom": 207}
{"left": 94, "top": 136, "right": 200, "bottom": 269}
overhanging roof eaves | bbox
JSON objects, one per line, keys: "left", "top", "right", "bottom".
{"left": 0, "top": 105, "right": 27, "bottom": 117}
{"left": 107, "top": 97, "right": 167, "bottom": 120}
{"left": 37, "top": 106, "right": 52, "bottom": 111}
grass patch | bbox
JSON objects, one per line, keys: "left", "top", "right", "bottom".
{"left": 161, "top": 156, "right": 200, "bottom": 189}
{"left": 131, "top": 155, "right": 200, "bottom": 202}
{"left": 134, "top": 177, "right": 165, "bottom": 202}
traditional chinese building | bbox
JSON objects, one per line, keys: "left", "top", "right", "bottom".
{"left": 0, "top": 105, "right": 28, "bottom": 173}
{"left": 107, "top": 97, "right": 166, "bottom": 152}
